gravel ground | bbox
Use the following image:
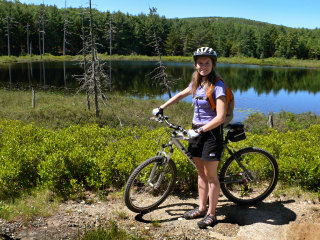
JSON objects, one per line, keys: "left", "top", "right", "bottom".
{"left": 1, "top": 192, "right": 320, "bottom": 240}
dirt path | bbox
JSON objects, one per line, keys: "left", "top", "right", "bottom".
{"left": 1, "top": 193, "right": 320, "bottom": 240}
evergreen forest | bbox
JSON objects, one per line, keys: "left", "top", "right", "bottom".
{"left": 1, "top": 0, "right": 320, "bottom": 60}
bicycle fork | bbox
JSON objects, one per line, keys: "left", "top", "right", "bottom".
{"left": 147, "top": 142, "right": 174, "bottom": 189}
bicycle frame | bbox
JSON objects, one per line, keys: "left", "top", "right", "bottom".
{"left": 124, "top": 116, "right": 278, "bottom": 212}
{"left": 156, "top": 130, "right": 254, "bottom": 185}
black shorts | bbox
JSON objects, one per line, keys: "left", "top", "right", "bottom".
{"left": 188, "top": 124, "right": 224, "bottom": 161}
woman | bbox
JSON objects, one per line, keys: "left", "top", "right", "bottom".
{"left": 152, "top": 47, "right": 226, "bottom": 229}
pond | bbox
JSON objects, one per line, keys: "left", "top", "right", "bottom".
{"left": 1, "top": 60, "right": 320, "bottom": 122}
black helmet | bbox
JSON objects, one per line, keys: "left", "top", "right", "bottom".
{"left": 193, "top": 47, "right": 217, "bottom": 62}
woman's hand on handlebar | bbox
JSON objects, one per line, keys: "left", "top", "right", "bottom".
{"left": 152, "top": 107, "right": 163, "bottom": 116}
{"left": 187, "top": 129, "right": 199, "bottom": 139}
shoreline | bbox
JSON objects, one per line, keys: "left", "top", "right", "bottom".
{"left": 1, "top": 54, "right": 320, "bottom": 69}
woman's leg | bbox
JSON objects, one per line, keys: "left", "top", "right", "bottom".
{"left": 194, "top": 157, "right": 208, "bottom": 212}
{"left": 203, "top": 160, "right": 220, "bottom": 216}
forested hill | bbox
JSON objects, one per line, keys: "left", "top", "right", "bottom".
{"left": 1, "top": 0, "right": 319, "bottom": 60}
{"left": 181, "top": 16, "right": 276, "bottom": 28}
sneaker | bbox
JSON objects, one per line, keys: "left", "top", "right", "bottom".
{"left": 183, "top": 207, "right": 207, "bottom": 220}
{"left": 197, "top": 214, "right": 218, "bottom": 229}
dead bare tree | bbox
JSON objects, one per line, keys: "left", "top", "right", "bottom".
{"left": 73, "top": 2, "right": 123, "bottom": 127}
{"left": 79, "top": 8, "right": 90, "bottom": 110}
{"left": 105, "top": 17, "right": 116, "bottom": 91}
{"left": 30, "top": 40, "right": 33, "bottom": 56}
{"left": 7, "top": 16, "right": 11, "bottom": 57}
{"left": 63, "top": 0, "right": 72, "bottom": 56}
{"left": 3, "top": 0, "right": 21, "bottom": 57}
{"left": 148, "top": 8, "right": 174, "bottom": 98}
{"left": 35, "top": 1, "right": 46, "bottom": 58}
{"left": 26, "top": 23, "right": 30, "bottom": 55}
{"left": 38, "top": 13, "right": 42, "bottom": 59}
{"left": 75, "top": 1, "right": 110, "bottom": 118}
{"left": 108, "top": 18, "right": 114, "bottom": 57}
{"left": 89, "top": 0, "right": 99, "bottom": 117}
{"left": 4, "top": 0, "right": 14, "bottom": 57}
{"left": 41, "top": 1, "right": 46, "bottom": 56}
{"left": 7, "top": 14, "right": 11, "bottom": 57}
{"left": 63, "top": 0, "right": 67, "bottom": 55}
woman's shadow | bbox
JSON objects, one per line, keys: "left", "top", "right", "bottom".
{"left": 216, "top": 199, "right": 297, "bottom": 226}
{"left": 134, "top": 199, "right": 297, "bottom": 227}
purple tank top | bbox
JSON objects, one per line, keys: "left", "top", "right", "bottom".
{"left": 189, "top": 80, "right": 226, "bottom": 125}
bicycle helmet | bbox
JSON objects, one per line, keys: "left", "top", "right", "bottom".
{"left": 193, "top": 47, "right": 217, "bottom": 62}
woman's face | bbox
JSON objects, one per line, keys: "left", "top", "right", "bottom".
{"left": 195, "top": 56, "right": 213, "bottom": 77}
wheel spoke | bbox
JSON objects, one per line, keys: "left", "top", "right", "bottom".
{"left": 124, "top": 157, "right": 177, "bottom": 213}
{"left": 220, "top": 148, "right": 278, "bottom": 205}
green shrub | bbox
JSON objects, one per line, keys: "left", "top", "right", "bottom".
{"left": 0, "top": 120, "right": 46, "bottom": 199}
{"left": 233, "top": 125, "right": 320, "bottom": 191}
{"left": 1, "top": 119, "right": 319, "bottom": 200}
{"left": 0, "top": 119, "right": 193, "bottom": 199}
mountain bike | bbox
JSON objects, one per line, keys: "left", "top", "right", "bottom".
{"left": 124, "top": 115, "right": 279, "bottom": 213}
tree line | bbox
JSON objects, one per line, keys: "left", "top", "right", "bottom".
{"left": 1, "top": 0, "right": 320, "bottom": 59}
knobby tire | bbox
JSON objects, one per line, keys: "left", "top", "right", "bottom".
{"left": 220, "top": 147, "right": 278, "bottom": 205}
{"left": 124, "top": 156, "right": 177, "bottom": 213}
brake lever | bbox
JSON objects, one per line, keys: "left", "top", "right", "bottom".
{"left": 150, "top": 116, "right": 163, "bottom": 123}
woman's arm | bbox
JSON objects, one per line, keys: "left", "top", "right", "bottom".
{"left": 160, "top": 87, "right": 191, "bottom": 109}
{"left": 200, "top": 96, "right": 226, "bottom": 132}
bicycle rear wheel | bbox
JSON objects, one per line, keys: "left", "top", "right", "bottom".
{"left": 124, "top": 156, "right": 177, "bottom": 213}
{"left": 220, "top": 147, "right": 278, "bottom": 205}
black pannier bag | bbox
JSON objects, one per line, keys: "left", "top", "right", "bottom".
{"left": 226, "top": 123, "right": 246, "bottom": 142}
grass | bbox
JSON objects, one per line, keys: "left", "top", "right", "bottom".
{"left": 244, "top": 111, "right": 320, "bottom": 134}
{"left": 0, "top": 54, "right": 83, "bottom": 64}
{"left": 0, "top": 54, "right": 191, "bottom": 64}
{"left": 0, "top": 188, "right": 61, "bottom": 222}
{"left": 273, "top": 184, "right": 320, "bottom": 204}
{"left": 0, "top": 89, "right": 194, "bottom": 130}
{"left": 151, "top": 220, "right": 161, "bottom": 229}
{"left": 113, "top": 210, "right": 129, "bottom": 220}
{"left": 1, "top": 89, "right": 319, "bottom": 133}
{"left": 82, "top": 220, "right": 145, "bottom": 240}
{"left": 1, "top": 54, "right": 320, "bottom": 68}
{"left": 219, "top": 56, "right": 320, "bottom": 68}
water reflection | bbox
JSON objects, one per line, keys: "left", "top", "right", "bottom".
{"left": 0, "top": 61, "right": 81, "bottom": 89}
{"left": 63, "top": 61, "right": 67, "bottom": 89}
{"left": 2, "top": 61, "right": 319, "bottom": 94}
{"left": 8, "top": 64, "right": 12, "bottom": 89}
{"left": 0, "top": 61, "right": 320, "bottom": 119}
{"left": 42, "top": 60, "right": 46, "bottom": 88}
{"left": 217, "top": 64, "right": 320, "bottom": 95}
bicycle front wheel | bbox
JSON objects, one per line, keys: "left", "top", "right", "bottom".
{"left": 124, "top": 156, "right": 177, "bottom": 213}
{"left": 220, "top": 147, "right": 278, "bottom": 205}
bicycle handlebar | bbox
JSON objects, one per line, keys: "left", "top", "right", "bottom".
{"left": 151, "top": 114, "right": 188, "bottom": 136}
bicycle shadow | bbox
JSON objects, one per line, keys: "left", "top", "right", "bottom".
{"left": 134, "top": 202, "right": 197, "bottom": 223}
{"left": 134, "top": 199, "right": 297, "bottom": 227}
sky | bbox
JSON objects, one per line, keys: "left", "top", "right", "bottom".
{"left": 19, "top": 0, "right": 320, "bottom": 29}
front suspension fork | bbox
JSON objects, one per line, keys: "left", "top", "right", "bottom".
{"left": 148, "top": 144, "right": 173, "bottom": 189}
